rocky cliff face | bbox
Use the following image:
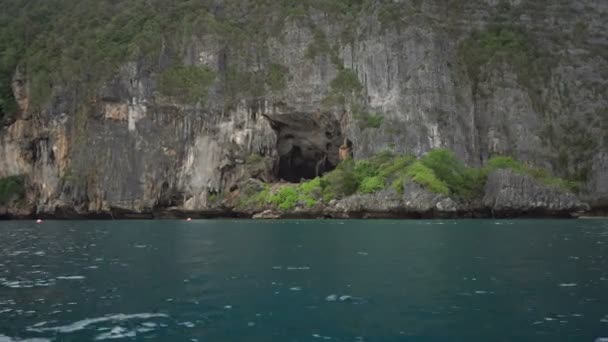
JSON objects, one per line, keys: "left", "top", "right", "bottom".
{"left": 0, "top": 0, "right": 606, "bottom": 216}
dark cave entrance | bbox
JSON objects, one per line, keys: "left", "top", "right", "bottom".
{"left": 264, "top": 112, "right": 344, "bottom": 183}
{"left": 278, "top": 145, "right": 335, "bottom": 183}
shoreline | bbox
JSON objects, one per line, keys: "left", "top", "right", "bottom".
{"left": 1, "top": 208, "right": 600, "bottom": 220}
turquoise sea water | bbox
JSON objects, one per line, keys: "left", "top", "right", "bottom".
{"left": 0, "top": 219, "right": 607, "bottom": 341}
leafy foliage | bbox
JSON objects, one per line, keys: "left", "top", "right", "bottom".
{"left": 240, "top": 147, "right": 578, "bottom": 211}
{"left": 406, "top": 161, "right": 450, "bottom": 195}
{"left": 354, "top": 111, "right": 384, "bottom": 129}
{"left": 459, "top": 26, "right": 530, "bottom": 85}
{"left": 0, "top": 175, "right": 25, "bottom": 205}
{"left": 266, "top": 63, "right": 289, "bottom": 92}
{"left": 158, "top": 65, "right": 215, "bottom": 102}
{"left": 269, "top": 186, "right": 299, "bottom": 210}
{"left": 359, "top": 176, "right": 385, "bottom": 193}
{"left": 324, "top": 68, "right": 363, "bottom": 106}
{"left": 320, "top": 161, "right": 359, "bottom": 200}
{"left": 420, "top": 149, "right": 484, "bottom": 198}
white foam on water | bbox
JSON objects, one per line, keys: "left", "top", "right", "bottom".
{"left": 134, "top": 245, "right": 147, "bottom": 248}
{"left": 289, "top": 287, "right": 302, "bottom": 291}
{"left": 532, "top": 321, "right": 544, "bottom": 325}
{"left": 224, "top": 305, "right": 232, "bottom": 309}
{"left": 2, "top": 279, "right": 55, "bottom": 289}
{"left": 325, "top": 295, "right": 338, "bottom": 302}
{"left": 312, "top": 334, "right": 332, "bottom": 340}
{"left": 94, "top": 327, "right": 136, "bottom": 340}
{"left": 357, "top": 252, "right": 369, "bottom": 256}
{"left": 558, "top": 283, "right": 577, "bottom": 287}
{"left": 339, "top": 295, "right": 352, "bottom": 301}
{"left": 595, "top": 338, "right": 608, "bottom": 342}
{"left": 0, "top": 335, "right": 51, "bottom": 342}
{"left": 272, "top": 266, "right": 282, "bottom": 270}
{"left": 474, "top": 290, "right": 488, "bottom": 294}
{"left": 544, "top": 317, "right": 556, "bottom": 321}
{"left": 286, "top": 266, "right": 310, "bottom": 270}
{"left": 27, "top": 313, "right": 169, "bottom": 333}
{"left": 179, "top": 322, "right": 195, "bottom": 328}
{"left": 57, "top": 276, "right": 85, "bottom": 280}
{"left": 247, "top": 322, "right": 255, "bottom": 327}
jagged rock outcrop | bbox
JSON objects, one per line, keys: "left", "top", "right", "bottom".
{"left": 483, "top": 169, "right": 588, "bottom": 215}
{"left": 0, "top": 0, "right": 606, "bottom": 217}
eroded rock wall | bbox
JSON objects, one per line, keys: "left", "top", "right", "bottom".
{"left": 1, "top": 0, "right": 606, "bottom": 215}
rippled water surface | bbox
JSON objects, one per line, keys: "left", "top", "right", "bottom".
{"left": 1, "top": 219, "right": 607, "bottom": 341}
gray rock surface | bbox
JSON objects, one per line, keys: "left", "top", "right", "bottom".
{"left": 483, "top": 169, "right": 588, "bottom": 213}
{"left": 0, "top": 0, "right": 605, "bottom": 216}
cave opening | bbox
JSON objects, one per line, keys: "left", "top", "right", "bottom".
{"left": 278, "top": 145, "right": 335, "bottom": 183}
{"left": 265, "top": 112, "right": 344, "bottom": 183}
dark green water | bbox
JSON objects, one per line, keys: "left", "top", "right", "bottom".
{"left": 0, "top": 219, "right": 607, "bottom": 341}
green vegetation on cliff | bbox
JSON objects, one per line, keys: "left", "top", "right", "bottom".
{"left": 238, "top": 149, "right": 578, "bottom": 211}
{"left": 0, "top": 0, "right": 377, "bottom": 121}
{"left": 484, "top": 156, "right": 578, "bottom": 192}
{"left": 159, "top": 65, "right": 215, "bottom": 102}
{"left": 0, "top": 175, "right": 25, "bottom": 205}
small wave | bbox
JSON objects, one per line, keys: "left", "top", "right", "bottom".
{"left": 0, "top": 334, "right": 51, "bottom": 342}
{"left": 326, "top": 294, "right": 337, "bottom": 302}
{"left": 559, "top": 283, "right": 577, "bottom": 287}
{"left": 178, "top": 322, "right": 195, "bottom": 328}
{"left": 289, "top": 287, "right": 302, "bottom": 291}
{"left": 475, "top": 290, "right": 490, "bottom": 295}
{"left": 57, "top": 276, "right": 86, "bottom": 280}
{"left": 312, "top": 334, "right": 332, "bottom": 340}
{"left": 2, "top": 279, "right": 55, "bottom": 289}
{"left": 94, "top": 327, "right": 136, "bottom": 340}
{"left": 27, "top": 313, "right": 169, "bottom": 333}
{"left": 286, "top": 266, "right": 310, "bottom": 271}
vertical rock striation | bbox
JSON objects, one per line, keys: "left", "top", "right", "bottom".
{"left": 0, "top": 0, "right": 606, "bottom": 216}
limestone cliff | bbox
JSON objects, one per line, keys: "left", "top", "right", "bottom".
{"left": 0, "top": 0, "right": 606, "bottom": 217}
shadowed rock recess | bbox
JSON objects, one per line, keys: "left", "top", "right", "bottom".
{"left": 264, "top": 112, "right": 342, "bottom": 183}
{"left": 0, "top": 0, "right": 606, "bottom": 218}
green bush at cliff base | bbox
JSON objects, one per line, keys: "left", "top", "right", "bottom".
{"left": 237, "top": 183, "right": 270, "bottom": 209}
{"left": 267, "top": 178, "right": 323, "bottom": 210}
{"left": 0, "top": 175, "right": 25, "bottom": 205}
{"left": 420, "top": 149, "right": 484, "bottom": 198}
{"left": 320, "top": 165, "right": 359, "bottom": 201}
{"left": 359, "top": 176, "right": 386, "bottom": 193}
{"left": 243, "top": 149, "right": 578, "bottom": 210}
{"left": 269, "top": 186, "right": 298, "bottom": 210}
{"left": 406, "top": 161, "right": 450, "bottom": 195}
